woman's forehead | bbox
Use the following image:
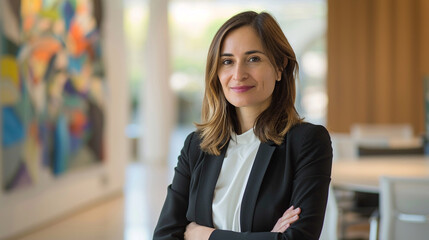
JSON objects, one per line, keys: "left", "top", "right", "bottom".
{"left": 220, "top": 26, "right": 264, "bottom": 54}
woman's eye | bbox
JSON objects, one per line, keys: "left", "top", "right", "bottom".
{"left": 249, "top": 56, "right": 261, "bottom": 62}
{"left": 222, "top": 59, "right": 232, "bottom": 65}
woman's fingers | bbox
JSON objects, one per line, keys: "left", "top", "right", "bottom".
{"left": 279, "top": 212, "right": 300, "bottom": 226}
{"left": 278, "top": 223, "right": 290, "bottom": 233}
{"left": 283, "top": 206, "right": 294, "bottom": 216}
{"left": 282, "top": 206, "right": 301, "bottom": 219}
{"left": 271, "top": 206, "right": 301, "bottom": 232}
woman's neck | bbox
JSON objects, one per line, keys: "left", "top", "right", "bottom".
{"left": 236, "top": 106, "right": 266, "bottom": 134}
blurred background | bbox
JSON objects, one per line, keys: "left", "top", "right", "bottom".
{"left": 0, "top": 0, "right": 428, "bottom": 239}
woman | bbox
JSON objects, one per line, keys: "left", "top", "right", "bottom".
{"left": 153, "top": 11, "right": 332, "bottom": 240}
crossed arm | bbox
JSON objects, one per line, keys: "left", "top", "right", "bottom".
{"left": 184, "top": 206, "right": 302, "bottom": 240}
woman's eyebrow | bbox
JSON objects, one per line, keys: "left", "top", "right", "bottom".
{"left": 220, "top": 50, "right": 265, "bottom": 57}
{"left": 245, "top": 50, "right": 265, "bottom": 55}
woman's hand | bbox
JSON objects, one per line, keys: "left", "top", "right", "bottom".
{"left": 271, "top": 206, "right": 301, "bottom": 233}
{"left": 185, "top": 222, "right": 215, "bottom": 240}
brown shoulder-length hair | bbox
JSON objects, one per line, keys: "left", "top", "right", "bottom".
{"left": 195, "top": 11, "right": 302, "bottom": 155}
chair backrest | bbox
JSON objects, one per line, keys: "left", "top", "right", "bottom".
{"left": 330, "top": 133, "right": 357, "bottom": 160}
{"left": 351, "top": 124, "right": 413, "bottom": 147}
{"left": 319, "top": 186, "right": 338, "bottom": 240}
{"left": 379, "top": 176, "right": 429, "bottom": 240}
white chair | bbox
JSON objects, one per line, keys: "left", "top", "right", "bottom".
{"left": 347, "top": 124, "right": 419, "bottom": 239}
{"left": 330, "top": 132, "right": 374, "bottom": 239}
{"left": 379, "top": 176, "right": 429, "bottom": 240}
{"left": 330, "top": 133, "right": 357, "bottom": 160}
{"left": 320, "top": 186, "right": 338, "bottom": 240}
{"left": 350, "top": 124, "right": 413, "bottom": 147}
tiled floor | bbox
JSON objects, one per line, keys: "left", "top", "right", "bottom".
{"left": 12, "top": 163, "right": 171, "bottom": 240}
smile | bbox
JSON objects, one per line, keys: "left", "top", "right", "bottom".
{"left": 230, "top": 86, "right": 254, "bottom": 93}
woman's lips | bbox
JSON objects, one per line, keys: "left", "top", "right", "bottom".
{"left": 230, "top": 86, "right": 254, "bottom": 93}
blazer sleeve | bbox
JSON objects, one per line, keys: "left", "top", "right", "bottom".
{"left": 209, "top": 124, "right": 333, "bottom": 240}
{"left": 153, "top": 132, "right": 195, "bottom": 240}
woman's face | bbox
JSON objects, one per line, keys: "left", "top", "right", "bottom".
{"left": 218, "top": 26, "right": 281, "bottom": 113}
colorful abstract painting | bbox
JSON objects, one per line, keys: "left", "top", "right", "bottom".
{"left": 0, "top": 0, "right": 105, "bottom": 192}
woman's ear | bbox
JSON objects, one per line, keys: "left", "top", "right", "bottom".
{"left": 276, "top": 58, "right": 288, "bottom": 81}
{"left": 276, "top": 69, "right": 282, "bottom": 81}
{"left": 283, "top": 58, "right": 289, "bottom": 69}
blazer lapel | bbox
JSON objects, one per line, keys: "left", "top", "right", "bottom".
{"left": 195, "top": 144, "right": 227, "bottom": 227}
{"left": 240, "top": 141, "right": 276, "bottom": 232}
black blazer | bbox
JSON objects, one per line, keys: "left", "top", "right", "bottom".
{"left": 153, "top": 123, "right": 332, "bottom": 240}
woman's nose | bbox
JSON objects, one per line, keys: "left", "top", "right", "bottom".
{"left": 232, "top": 63, "right": 248, "bottom": 81}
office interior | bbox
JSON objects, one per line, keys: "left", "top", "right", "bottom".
{"left": 0, "top": 0, "right": 428, "bottom": 239}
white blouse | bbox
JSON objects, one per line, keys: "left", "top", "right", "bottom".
{"left": 212, "top": 128, "right": 261, "bottom": 232}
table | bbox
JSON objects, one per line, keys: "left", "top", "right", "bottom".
{"left": 331, "top": 156, "right": 429, "bottom": 193}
